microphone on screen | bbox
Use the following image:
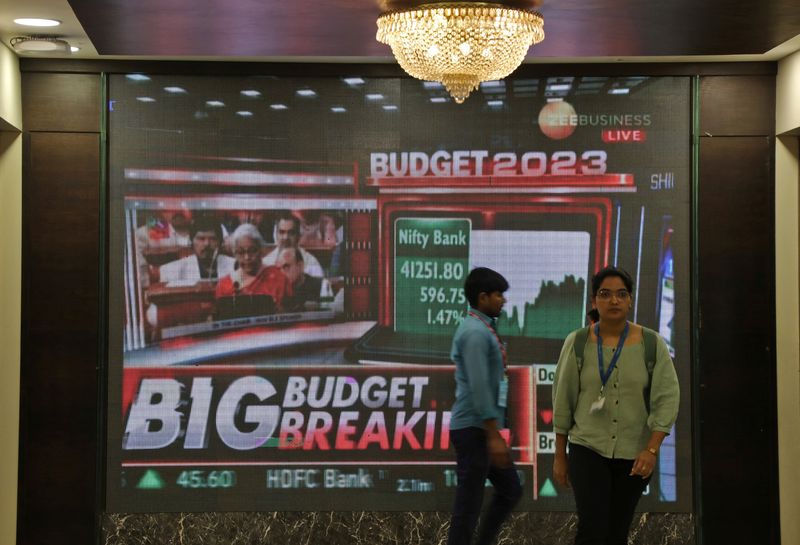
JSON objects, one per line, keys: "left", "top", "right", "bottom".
{"left": 232, "top": 267, "right": 242, "bottom": 296}
{"left": 207, "top": 248, "right": 219, "bottom": 279}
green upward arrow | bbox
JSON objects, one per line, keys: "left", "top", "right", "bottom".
{"left": 539, "top": 478, "right": 558, "bottom": 497}
{"left": 136, "top": 469, "right": 165, "bottom": 489}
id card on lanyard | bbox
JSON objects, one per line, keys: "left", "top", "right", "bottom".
{"left": 468, "top": 311, "right": 509, "bottom": 408}
{"left": 590, "top": 322, "right": 629, "bottom": 414}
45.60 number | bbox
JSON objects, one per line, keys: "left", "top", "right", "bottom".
{"left": 176, "top": 470, "right": 237, "bottom": 489}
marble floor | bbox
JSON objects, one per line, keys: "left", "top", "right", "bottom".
{"left": 103, "top": 511, "right": 694, "bottom": 544}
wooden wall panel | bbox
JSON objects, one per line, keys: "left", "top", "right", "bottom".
{"left": 21, "top": 73, "right": 100, "bottom": 133}
{"left": 19, "top": 130, "right": 100, "bottom": 545}
{"left": 699, "top": 76, "right": 776, "bottom": 137}
{"left": 697, "top": 135, "right": 778, "bottom": 545}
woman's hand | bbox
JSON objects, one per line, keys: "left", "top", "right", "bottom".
{"left": 630, "top": 449, "right": 657, "bottom": 479}
{"left": 553, "top": 453, "right": 570, "bottom": 488}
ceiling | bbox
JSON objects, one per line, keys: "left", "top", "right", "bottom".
{"left": 1, "top": 0, "right": 800, "bottom": 63}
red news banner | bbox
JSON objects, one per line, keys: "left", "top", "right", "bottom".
{"left": 121, "top": 365, "right": 536, "bottom": 466}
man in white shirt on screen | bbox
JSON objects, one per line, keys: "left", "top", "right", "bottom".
{"left": 160, "top": 215, "right": 235, "bottom": 283}
{"left": 262, "top": 212, "right": 324, "bottom": 278}
{"left": 134, "top": 210, "right": 193, "bottom": 288}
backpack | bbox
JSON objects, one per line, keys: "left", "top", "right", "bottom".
{"left": 572, "top": 325, "right": 659, "bottom": 409}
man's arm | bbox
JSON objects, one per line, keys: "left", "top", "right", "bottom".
{"left": 485, "top": 418, "right": 511, "bottom": 468}
{"left": 459, "top": 332, "right": 496, "bottom": 423}
{"left": 459, "top": 330, "right": 509, "bottom": 468}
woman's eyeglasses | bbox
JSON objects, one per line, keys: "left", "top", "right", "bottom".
{"left": 596, "top": 289, "right": 631, "bottom": 300}
{"left": 234, "top": 247, "right": 261, "bottom": 257}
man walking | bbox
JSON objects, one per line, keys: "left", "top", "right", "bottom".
{"left": 448, "top": 267, "right": 522, "bottom": 545}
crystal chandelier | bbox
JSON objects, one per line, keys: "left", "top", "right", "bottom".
{"left": 377, "top": 1, "right": 544, "bottom": 103}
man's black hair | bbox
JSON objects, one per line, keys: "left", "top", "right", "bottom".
{"left": 464, "top": 267, "right": 509, "bottom": 308}
{"left": 275, "top": 212, "right": 300, "bottom": 235}
{"left": 190, "top": 214, "right": 223, "bottom": 242}
{"left": 590, "top": 266, "right": 634, "bottom": 295}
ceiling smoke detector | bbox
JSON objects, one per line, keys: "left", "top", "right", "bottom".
{"left": 10, "top": 36, "right": 71, "bottom": 54}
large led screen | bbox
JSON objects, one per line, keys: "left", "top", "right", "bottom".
{"left": 106, "top": 73, "right": 692, "bottom": 512}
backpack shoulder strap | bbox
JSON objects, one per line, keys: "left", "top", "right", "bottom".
{"left": 641, "top": 326, "right": 660, "bottom": 412}
{"left": 641, "top": 326, "right": 658, "bottom": 377}
{"left": 572, "top": 326, "right": 592, "bottom": 373}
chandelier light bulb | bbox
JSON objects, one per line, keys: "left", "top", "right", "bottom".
{"left": 377, "top": 2, "right": 545, "bottom": 103}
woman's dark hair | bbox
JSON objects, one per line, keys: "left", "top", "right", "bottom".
{"left": 464, "top": 267, "right": 509, "bottom": 308}
{"left": 590, "top": 266, "right": 634, "bottom": 295}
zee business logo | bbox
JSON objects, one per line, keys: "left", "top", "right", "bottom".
{"left": 537, "top": 101, "right": 652, "bottom": 141}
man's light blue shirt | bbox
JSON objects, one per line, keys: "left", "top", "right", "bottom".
{"left": 449, "top": 309, "right": 506, "bottom": 431}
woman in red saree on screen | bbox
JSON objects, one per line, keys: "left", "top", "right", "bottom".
{"left": 215, "top": 223, "right": 292, "bottom": 317}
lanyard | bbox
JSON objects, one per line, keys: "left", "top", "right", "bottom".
{"left": 468, "top": 311, "right": 508, "bottom": 372}
{"left": 595, "top": 321, "right": 629, "bottom": 393}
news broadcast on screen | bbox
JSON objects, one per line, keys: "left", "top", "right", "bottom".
{"left": 105, "top": 73, "right": 691, "bottom": 512}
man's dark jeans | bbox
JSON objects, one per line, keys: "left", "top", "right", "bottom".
{"left": 447, "top": 427, "right": 523, "bottom": 545}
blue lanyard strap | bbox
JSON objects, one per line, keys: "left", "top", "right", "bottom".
{"left": 594, "top": 322, "right": 629, "bottom": 391}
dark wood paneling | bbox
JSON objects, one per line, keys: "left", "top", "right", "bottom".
{"left": 20, "top": 57, "right": 777, "bottom": 78}
{"left": 700, "top": 76, "right": 776, "bottom": 136}
{"left": 697, "top": 135, "right": 778, "bottom": 545}
{"left": 21, "top": 73, "right": 100, "bottom": 133}
{"left": 19, "top": 131, "right": 100, "bottom": 545}
{"left": 65, "top": 0, "right": 800, "bottom": 57}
